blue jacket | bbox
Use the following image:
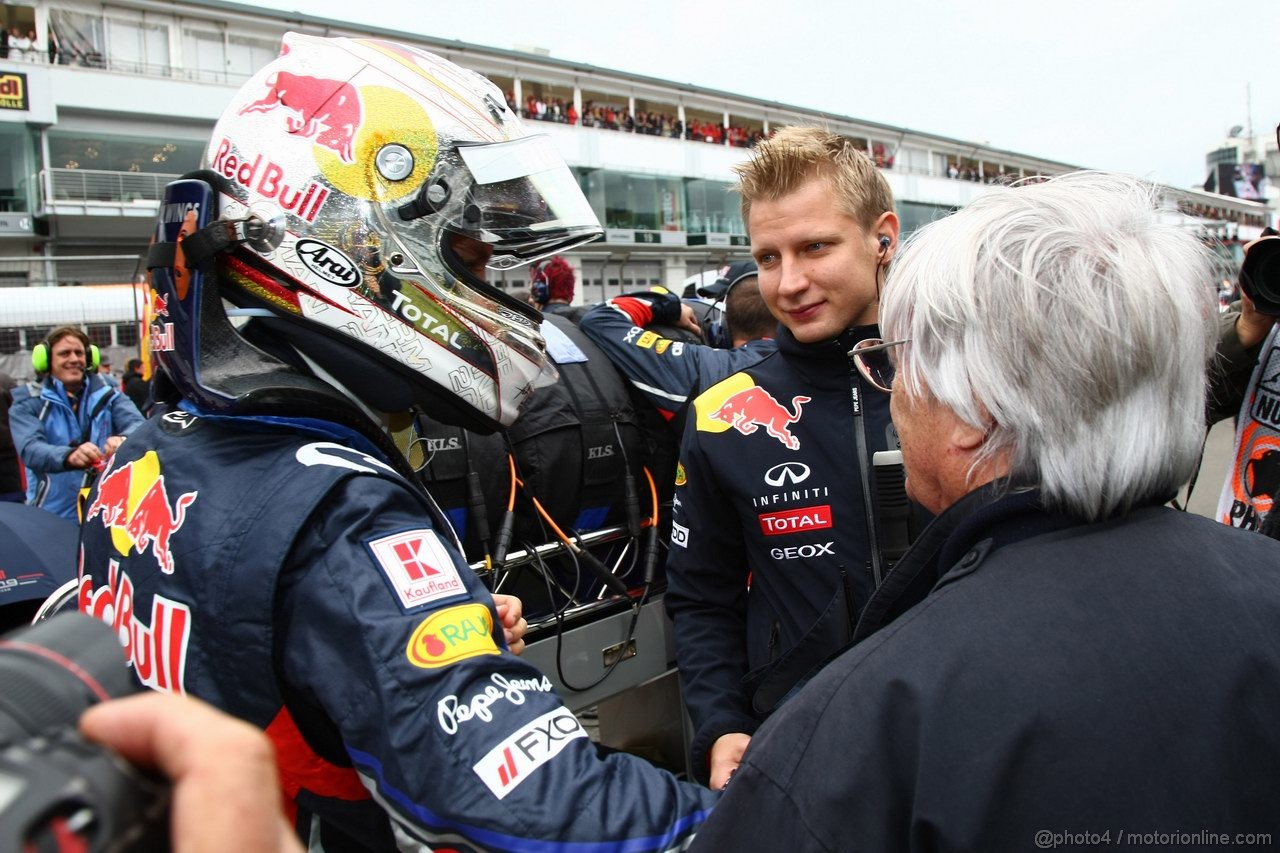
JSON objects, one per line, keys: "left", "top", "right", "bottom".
{"left": 79, "top": 405, "right": 719, "bottom": 852}
{"left": 10, "top": 373, "right": 143, "bottom": 520}
{"left": 693, "top": 489, "right": 1280, "bottom": 850}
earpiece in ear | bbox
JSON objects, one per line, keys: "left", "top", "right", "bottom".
{"left": 878, "top": 235, "right": 891, "bottom": 253}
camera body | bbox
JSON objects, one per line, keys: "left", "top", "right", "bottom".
{"left": 0, "top": 614, "right": 170, "bottom": 852}
{"left": 1240, "top": 234, "right": 1280, "bottom": 316}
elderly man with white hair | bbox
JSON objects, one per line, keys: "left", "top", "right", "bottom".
{"left": 688, "top": 172, "right": 1280, "bottom": 851}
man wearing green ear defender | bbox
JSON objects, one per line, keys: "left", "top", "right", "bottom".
{"left": 10, "top": 324, "right": 143, "bottom": 521}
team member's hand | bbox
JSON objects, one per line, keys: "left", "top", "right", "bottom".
{"left": 1236, "top": 290, "right": 1277, "bottom": 349}
{"left": 104, "top": 435, "right": 126, "bottom": 457}
{"left": 677, "top": 303, "right": 702, "bottom": 337}
{"left": 66, "top": 442, "right": 103, "bottom": 469}
{"left": 81, "top": 693, "right": 302, "bottom": 853}
{"left": 709, "top": 732, "right": 751, "bottom": 790}
{"left": 493, "top": 593, "right": 528, "bottom": 655}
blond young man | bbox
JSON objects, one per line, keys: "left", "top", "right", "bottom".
{"left": 665, "top": 127, "right": 902, "bottom": 788}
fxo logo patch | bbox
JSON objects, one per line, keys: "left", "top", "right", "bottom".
{"left": 473, "top": 708, "right": 587, "bottom": 799}
{"left": 406, "top": 604, "right": 499, "bottom": 669}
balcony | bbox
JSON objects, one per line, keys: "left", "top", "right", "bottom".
{"left": 39, "top": 168, "right": 179, "bottom": 239}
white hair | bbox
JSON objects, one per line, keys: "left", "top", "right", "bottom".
{"left": 881, "top": 172, "right": 1216, "bottom": 521}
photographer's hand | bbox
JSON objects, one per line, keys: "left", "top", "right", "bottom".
{"left": 81, "top": 693, "right": 302, "bottom": 853}
{"left": 1236, "top": 291, "right": 1276, "bottom": 350}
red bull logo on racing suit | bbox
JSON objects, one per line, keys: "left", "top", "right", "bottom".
{"left": 703, "top": 384, "right": 810, "bottom": 450}
{"left": 84, "top": 451, "right": 198, "bottom": 575}
{"left": 79, "top": 557, "right": 191, "bottom": 695}
{"left": 239, "top": 71, "right": 363, "bottom": 163}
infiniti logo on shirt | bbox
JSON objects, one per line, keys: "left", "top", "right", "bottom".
{"left": 764, "top": 461, "right": 811, "bottom": 487}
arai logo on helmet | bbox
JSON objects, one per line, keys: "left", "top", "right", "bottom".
{"left": 295, "top": 238, "right": 359, "bottom": 287}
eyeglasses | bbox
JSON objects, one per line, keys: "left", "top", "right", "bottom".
{"left": 849, "top": 337, "right": 909, "bottom": 393}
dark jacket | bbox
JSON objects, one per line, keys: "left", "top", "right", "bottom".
{"left": 0, "top": 387, "right": 22, "bottom": 498}
{"left": 579, "top": 292, "right": 775, "bottom": 424}
{"left": 693, "top": 487, "right": 1280, "bottom": 851}
{"left": 665, "top": 324, "right": 896, "bottom": 781}
{"left": 79, "top": 405, "right": 719, "bottom": 851}
{"left": 121, "top": 368, "right": 150, "bottom": 414}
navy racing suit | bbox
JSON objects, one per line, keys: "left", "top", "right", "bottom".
{"left": 665, "top": 325, "right": 897, "bottom": 783}
{"left": 77, "top": 404, "right": 718, "bottom": 852}
{"left": 579, "top": 291, "right": 775, "bottom": 426}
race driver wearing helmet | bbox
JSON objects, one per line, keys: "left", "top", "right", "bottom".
{"left": 77, "top": 34, "right": 717, "bottom": 852}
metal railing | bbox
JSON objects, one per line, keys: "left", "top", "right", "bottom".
{"left": 0, "top": 255, "right": 143, "bottom": 288}
{"left": 43, "top": 168, "right": 180, "bottom": 205}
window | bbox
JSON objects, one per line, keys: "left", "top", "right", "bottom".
{"left": 49, "top": 8, "right": 105, "bottom": 67}
{"left": 115, "top": 323, "right": 140, "bottom": 348}
{"left": 0, "top": 328, "right": 20, "bottom": 354}
{"left": 685, "top": 178, "right": 742, "bottom": 234}
{"left": 592, "top": 171, "right": 684, "bottom": 231}
{"left": 226, "top": 34, "right": 278, "bottom": 82}
{"left": 105, "top": 17, "right": 170, "bottom": 74}
{"left": 182, "top": 28, "right": 227, "bottom": 83}
{"left": 86, "top": 324, "right": 114, "bottom": 348}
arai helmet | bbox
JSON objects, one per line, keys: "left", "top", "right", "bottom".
{"left": 155, "top": 33, "right": 601, "bottom": 430}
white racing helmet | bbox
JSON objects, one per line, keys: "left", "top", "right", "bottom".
{"left": 196, "top": 33, "right": 601, "bottom": 429}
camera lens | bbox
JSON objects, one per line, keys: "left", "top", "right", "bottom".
{"left": 1240, "top": 237, "right": 1280, "bottom": 316}
{"left": 0, "top": 614, "right": 136, "bottom": 745}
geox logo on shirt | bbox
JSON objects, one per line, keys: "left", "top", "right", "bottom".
{"left": 770, "top": 541, "right": 835, "bottom": 560}
{"left": 587, "top": 444, "right": 615, "bottom": 460}
{"left": 473, "top": 708, "right": 587, "bottom": 799}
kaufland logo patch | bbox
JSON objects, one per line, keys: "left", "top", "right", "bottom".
{"left": 758, "top": 505, "right": 833, "bottom": 536}
{"left": 473, "top": 708, "right": 587, "bottom": 799}
{"left": 366, "top": 529, "right": 465, "bottom": 611}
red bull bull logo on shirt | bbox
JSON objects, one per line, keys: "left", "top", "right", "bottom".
{"left": 700, "top": 382, "right": 810, "bottom": 450}
{"left": 84, "top": 451, "right": 197, "bottom": 575}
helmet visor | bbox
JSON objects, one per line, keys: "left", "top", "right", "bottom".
{"left": 454, "top": 134, "right": 601, "bottom": 268}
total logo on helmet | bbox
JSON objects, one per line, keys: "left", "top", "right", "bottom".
{"left": 694, "top": 374, "right": 809, "bottom": 450}
{"left": 83, "top": 451, "right": 197, "bottom": 576}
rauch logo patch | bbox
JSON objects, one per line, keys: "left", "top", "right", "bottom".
{"left": 406, "top": 604, "right": 499, "bottom": 669}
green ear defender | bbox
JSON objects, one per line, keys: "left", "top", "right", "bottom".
{"left": 32, "top": 339, "right": 100, "bottom": 373}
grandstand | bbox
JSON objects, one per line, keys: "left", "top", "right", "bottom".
{"left": 0, "top": 0, "right": 1269, "bottom": 374}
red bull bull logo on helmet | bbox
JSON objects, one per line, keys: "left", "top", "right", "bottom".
{"left": 79, "top": 557, "right": 191, "bottom": 695}
{"left": 84, "top": 451, "right": 197, "bottom": 575}
{"left": 239, "top": 71, "right": 363, "bottom": 164}
{"left": 695, "top": 376, "right": 810, "bottom": 450}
